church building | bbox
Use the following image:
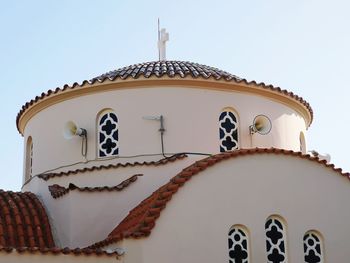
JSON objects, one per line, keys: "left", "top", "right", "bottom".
{"left": 1, "top": 30, "right": 349, "bottom": 263}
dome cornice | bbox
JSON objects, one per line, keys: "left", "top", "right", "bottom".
{"left": 16, "top": 61, "right": 313, "bottom": 135}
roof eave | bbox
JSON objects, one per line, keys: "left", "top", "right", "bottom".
{"left": 16, "top": 76, "right": 313, "bottom": 135}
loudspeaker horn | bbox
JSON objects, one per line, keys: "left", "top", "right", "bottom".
{"left": 250, "top": 115, "right": 272, "bottom": 135}
{"left": 63, "top": 121, "right": 86, "bottom": 139}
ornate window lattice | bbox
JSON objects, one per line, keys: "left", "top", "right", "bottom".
{"left": 25, "top": 136, "right": 33, "bottom": 180}
{"left": 219, "top": 110, "right": 238, "bottom": 152}
{"left": 228, "top": 226, "right": 249, "bottom": 263}
{"left": 265, "top": 217, "right": 288, "bottom": 263}
{"left": 98, "top": 110, "right": 119, "bottom": 157}
{"left": 303, "top": 231, "right": 323, "bottom": 263}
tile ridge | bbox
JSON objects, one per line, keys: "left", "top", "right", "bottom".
{"left": 48, "top": 174, "right": 143, "bottom": 199}
{"left": 0, "top": 246, "right": 122, "bottom": 257}
{"left": 38, "top": 153, "right": 187, "bottom": 181}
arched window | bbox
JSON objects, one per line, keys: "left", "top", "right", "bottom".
{"left": 228, "top": 225, "right": 249, "bottom": 263}
{"left": 300, "top": 132, "right": 306, "bottom": 154}
{"left": 25, "top": 136, "right": 33, "bottom": 180}
{"left": 303, "top": 231, "right": 324, "bottom": 263}
{"left": 98, "top": 109, "right": 119, "bottom": 158}
{"left": 219, "top": 109, "right": 239, "bottom": 152}
{"left": 265, "top": 216, "right": 288, "bottom": 263}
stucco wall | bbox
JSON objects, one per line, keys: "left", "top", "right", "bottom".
{"left": 118, "top": 154, "right": 350, "bottom": 262}
{"left": 23, "top": 155, "right": 198, "bottom": 248}
{"left": 23, "top": 86, "right": 307, "bottom": 179}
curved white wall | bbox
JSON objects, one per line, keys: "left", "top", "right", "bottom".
{"left": 22, "top": 85, "right": 307, "bottom": 179}
{"left": 118, "top": 155, "right": 350, "bottom": 263}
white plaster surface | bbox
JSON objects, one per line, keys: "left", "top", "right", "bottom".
{"left": 116, "top": 154, "right": 350, "bottom": 263}
{"left": 23, "top": 155, "right": 199, "bottom": 248}
{"left": 23, "top": 86, "right": 307, "bottom": 178}
{"left": 19, "top": 84, "right": 310, "bottom": 252}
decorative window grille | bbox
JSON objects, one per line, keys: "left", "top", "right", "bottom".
{"left": 219, "top": 110, "right": 238, "bottom": 152}
{"left": 265, "top": 216, "right": 288, "bottom": 263}
{"left": 303, "top": 231, "right": 323, "bottom": 263}
{"left": 98, "top": 110, "right": 119, "bottom": 157}
{"left": 25, "top": 136, "right": 33, "bottom": 180}
{"left": 228, "top": 226, "right": 249, "bottom": 263}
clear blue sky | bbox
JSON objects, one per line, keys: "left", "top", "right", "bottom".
{"left": 1, "top": 0, "right": 349, "bottom": 190}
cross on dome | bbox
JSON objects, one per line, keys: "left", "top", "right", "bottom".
{"left": 158, "top": 22, "right": 169, "bottom": 61}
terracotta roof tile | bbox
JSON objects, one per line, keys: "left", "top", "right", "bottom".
{"left": 89, "top": 148, "right": 349, "bottom": 248}
{"left": 0, "top": 190, "right": 55, "bottom": 248}
{"left": 48, "top": 174, "right": 142, "bottom": 199}
{"left": 0, "top": 247, "right": 121, "bottom": 257}
{"left": 91, "top": 61, "right": 238, "bottom": 81}
{"left": 16, "top": 61, "right": 313, "bottom": 134}
{"left": 37, "top": 153, "right": 187, "bottom": 181}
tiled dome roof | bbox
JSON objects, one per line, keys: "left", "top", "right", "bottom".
{"left": 16, "top": 60, "right": 313, "bottom": 134}
{"left": 0, "top": 190, "right": 55, "bottom": 248}
{"left": 91, "top": 61, "right": 241, "bottom": 81}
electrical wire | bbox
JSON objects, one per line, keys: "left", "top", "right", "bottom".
{"left": 21, "top": 151, "right": 212, "bottom": 189}
{"left": 26, "top": 116, "right": 212, "bottom": 183}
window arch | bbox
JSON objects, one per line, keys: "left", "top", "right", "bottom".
{"left": 228, "top": 225, "right": 249, "bottom": 263}
{"left": 300, "top": 132, "right": 306, "bottom": 154}
{"left": 303, "top": 231, "right": 324, "bottom": 263}
{"left": 219, "top": 108, "right": 239, "bottom": 152}
{"left": 25, "top": 136, "right": 33, "bottom": 180}
{"left": 97, "top": 109, "right": 119, "bottom": 158}
{"left": 265, "top": 215, "right": 288, "bottom": 263}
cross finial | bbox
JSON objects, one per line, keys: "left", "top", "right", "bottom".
{"left": 158, "top": 19, "right": 169, "bottom": 61}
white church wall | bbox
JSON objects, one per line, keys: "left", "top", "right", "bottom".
{"left": 22, "top": 85, "right": 307, "bottom": 180}
{"left": 119, "top": 154, "right": 350, "bottom": 263}
{"left": 23, "top": 156, "right": 198, "bottom": 248}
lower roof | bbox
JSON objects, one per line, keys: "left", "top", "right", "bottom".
{"left": 0, "top": 190, "right": 121, "bottom": 257}
{"left": 0, "top": 190, "right": 55, "bottom": 248}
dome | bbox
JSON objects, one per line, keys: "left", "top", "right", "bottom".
{"left": 91, "top": 60, "right": 241, "bottom": 81}
{"left": 16, "top": 60, "right": 313, "bottom": 135}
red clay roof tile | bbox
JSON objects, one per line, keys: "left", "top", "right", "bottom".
{"left": 0, "top": 247, "right": 121, "bottom": 257}
{"left": 48, "top": 174, "right": 142, "bottom": 199}
{"left": 89, "top": 148, "right": 349, "bottom": 249}
{"left": 0, "top": 190, "right": 55, "bottom": 249}
{"left": 0, "top": 192, "right": 123, "bottom": 257}
{"left": 36, "top": 153, "right": 187, "bottom": 182}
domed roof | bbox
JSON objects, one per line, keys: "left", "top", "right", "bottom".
{"left": 16, "top": 60, "right": 313, "bottom": 134}
{"left": 91, "top": 60, "right": 241, "bottom": 81}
